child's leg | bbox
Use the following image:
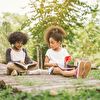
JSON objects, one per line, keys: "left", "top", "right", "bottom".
{"left": 40, "top": 69, "right": 49, "bottom": 75}
{"left": 7, "top": 67, "right": 12, "bottom": 75}
{"left": 53, "top": 67, "right": 76, "bottom": 77}
{"left": 61, "top": 69, "right": 76, "bottom": 77}
{"left": 27, "top": 69, "right": 48, "bottom": 75}
{"left": 7, "top": 62, "right": 25, "bottom": 74}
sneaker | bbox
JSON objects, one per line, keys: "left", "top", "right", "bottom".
{"left": 11, "top": 70, "right": 18, "bottom": 76}
{"left": 76, "top": 61, "right": 85, "bottom": 78}
{"left": 82, "top": 62, "right": 91, "bottom": 78}
{"left": 48, "top": 67, "right": 54, "bottom": 74}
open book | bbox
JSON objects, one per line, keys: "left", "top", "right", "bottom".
{"left": 14, "top": 62, "right": 37, "bottom": 70}
{"left": 57, "top": 63, "right": 75, "bottom": 71}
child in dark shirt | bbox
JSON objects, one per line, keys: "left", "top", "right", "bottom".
{"left": 6, "top": 32, "right": 37, "bottom": 76}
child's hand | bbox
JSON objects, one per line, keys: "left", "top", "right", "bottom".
{"left": 20, "top": 60, "right": 25, "bottom": 64}
{"left": 52, "top": 63, "right": 58, "bottom": 67}
{"left": 33, "top": 61, "right": 38, "bottom": 65}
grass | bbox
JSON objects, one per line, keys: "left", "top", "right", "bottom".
{"left": 0, "top": 87, "right": 100, "bottom": 100}
{"left": 87, "top": 69, "right": 100, "bottom": 79}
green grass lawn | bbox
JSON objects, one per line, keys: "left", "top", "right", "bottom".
{"left": 0, "top": 70, "right": 100, "bottom": 100}
{"left": 87, "top": 70, "right": 100, "bottom": 79}
{"left": 0, "top": 87, "right": 100, "bottom": 100}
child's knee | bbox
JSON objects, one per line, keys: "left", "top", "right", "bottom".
{"left": 7, "top": 62, "right": 15, "bottom": 69}
{"left": 53, "top": 67, "right": 62, "bottom": 74}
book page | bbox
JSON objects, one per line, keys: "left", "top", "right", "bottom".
{"left": 26, "top": 62, "right": 37, "bottom": 67}
{"left": 14, "top": 62, "right": 37, "bottom": 70}
{"left": 14, "top": 62, "right": 27, "bottom": 69}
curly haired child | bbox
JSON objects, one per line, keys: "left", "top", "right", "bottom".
{"left": 6, "top": 32, "right": 37, "bottom": 76}
{"left": 44, "top": 25, "right": 91, "bottom": 78}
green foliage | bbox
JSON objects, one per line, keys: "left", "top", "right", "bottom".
{"left": 0, "top": 13, "right": 28, "bottom": 62}
{"left": 20, "top": 0, "right": 100, "bottom": 66}
{"left": 0, "top": 87, "right": 100, "bottom": 100}
{"left": 87, "top": 70, "right": 100, "bottom": 79}
{"left": 0, "top": 0, "right": 99, "bottom": 67}
{"left": 0, "top": 70, "right": 100, "bottom": 99}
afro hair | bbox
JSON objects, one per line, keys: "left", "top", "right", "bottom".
{"left": 8, "top": 32, "right": 28, "bottom": 45}
{"left": 44, "top": 25, "right": 66, "bottom": 44}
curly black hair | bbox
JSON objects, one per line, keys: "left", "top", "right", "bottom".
{"left": 8, "top": 32, "right": 28, "bottom": 45}
{"left": 44, "top": 25, "right": 66, "bottom": 44}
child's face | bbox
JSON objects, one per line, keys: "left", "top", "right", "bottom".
{"left": 49, "top": 37, "right": 61, "bottom": 50}
{"left": 14, "top": 41, "right": 23, "bottom": 50}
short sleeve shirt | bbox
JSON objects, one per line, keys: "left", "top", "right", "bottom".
{"left": 10, "top": 48, "right": 25, "bottom": 62}
{"left": 45, "top": 48, "right": 70, "bottom": 68}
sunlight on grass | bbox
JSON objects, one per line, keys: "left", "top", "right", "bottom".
{"left": 87, "top": 70, "right": 100, "bottom": 79}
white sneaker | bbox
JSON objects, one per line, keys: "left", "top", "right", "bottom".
{"left": 48, "top": 67, "right": 54, "bottom": 74}
{"left": 11, "top": 70, "right": 18, "bottom": 76}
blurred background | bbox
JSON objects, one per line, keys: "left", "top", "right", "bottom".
{"left": 0, "top": 0, "right": 99, "bottom": 68}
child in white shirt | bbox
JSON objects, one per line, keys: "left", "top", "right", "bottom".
{"left": 44, "top": 25, "right": 91, "bottom": 78}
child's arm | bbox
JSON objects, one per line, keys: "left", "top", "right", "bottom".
{"left": 23, "top": 48, "right": 33, "bottom": 64}
{"left": 44, "top": 56, "right": 58, "bottom": 67}
{"left": 6, "top": 48, "right": 12, "bottom": 63}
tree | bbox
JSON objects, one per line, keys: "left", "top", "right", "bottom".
{"left": 21, "top": 0, "right": 100, "bottom": 62}
{"left": 0, "top": 13, "right": 28, "bottom": 62}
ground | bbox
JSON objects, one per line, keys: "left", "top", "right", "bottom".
{"left": 0, "top": 63, "right": 100, "bottom": 95}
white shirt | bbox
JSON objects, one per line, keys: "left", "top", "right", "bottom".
{"left": 46, "top": 48, "right": 70, "bottom": 68}
{"left": 10, "top": 48, "right": 25, "bottom": 62}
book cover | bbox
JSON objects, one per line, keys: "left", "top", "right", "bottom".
{"left": 57, "top": 63, "right": 74, "bottom": 71}
{"left": 59, "top": 67, "right": 74, "bottom": 71}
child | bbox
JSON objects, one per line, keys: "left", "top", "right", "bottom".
{"left": 6, "top": 32, "right": 37, "bottom": 76}
{"left": 44, "top": 25, "right": 91, "bottom": 78}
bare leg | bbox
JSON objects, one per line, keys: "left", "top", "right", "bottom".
{"left": 53, "top": 67, "right": 76, "bottom": 77}
{"left": 28, "top": 69, "right": 49, "bottom": 75}
{"left": 7, "top": 62, "right": 25, "bottom": 74}
{"left": 7, "top": 67, "right": 12, "bottom": 75}
{"left": 40, "top": 69, "right": 49, "bottom": 75}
